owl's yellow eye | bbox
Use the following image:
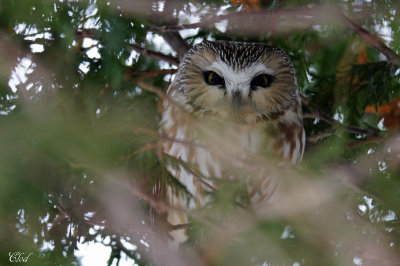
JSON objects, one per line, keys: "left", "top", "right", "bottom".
{"left": 204, "top": 71, "right": 225, "bottom": 86}
{"left": 250, "top": 74, "right": 273, "bottom": 90}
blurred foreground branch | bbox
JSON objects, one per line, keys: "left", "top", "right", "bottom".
{"left": 148, "top": 7, "right": 320, "bottom": 32}
{"left": 149, "top": 5, "right": 400, "bottom": 65}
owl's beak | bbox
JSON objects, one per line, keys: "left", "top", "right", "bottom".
{"left": 231, "top": 91, "right": 242, "bottom": 113}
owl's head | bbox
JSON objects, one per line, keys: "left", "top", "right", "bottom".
{"left": 174, "top": 41, "right": 299, "bottom": 123}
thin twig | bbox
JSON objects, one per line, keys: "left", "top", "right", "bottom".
{"left": 56, "top": 203, "right": 107, "bottom": 227}
{"left": 129, "top": 44, "right": 179, "bottom": 66}
{"left": 347, "top": 137, "right": 385, "bottom": 147}
{"left": 135, "top": 80, "right": 166, "bottom": 98}
{"left": 46, "top": 214, "right": 67, "bottom": 238}
{"left": 303, "top": 112, "right": 380, "bottom": 137}
{"left": 126, "top": 69, "right": 177, "bottom": 80}
{"left": 133, "top": 127, "right": 205, "bottom": 148}
{"left": 161, "top": 151, "right": 218, "bottom": 192}
{"left": 76, "top": 29, "right": 180, "bottom": 66}
{"left": 302, "top": 95, "right": 380, "bottom": 138}
{"left": 118, "top": 142, "right": 160, "bottom": 161}
{"left": 307, "top": 129, "right": 335, "bottom": 143}
{"left": 127, "top": 182, "right": 182, "bottom": 213}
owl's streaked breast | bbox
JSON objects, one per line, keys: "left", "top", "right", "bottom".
{"left": 162, "top": 87, "right": 304, "bottom": 242}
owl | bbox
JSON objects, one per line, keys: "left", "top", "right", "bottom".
{"left": 160, "top": 41, "right": 305, "bottom": 244}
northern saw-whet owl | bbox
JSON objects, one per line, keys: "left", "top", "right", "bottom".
{"left": 160, "top": 41, "right": 305, "bottom": 244}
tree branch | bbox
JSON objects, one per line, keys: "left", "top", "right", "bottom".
{"left": 148, "top": 7, "right": 319, "bottom": 32}
{"left": 340, "top": 13, "right": 400, "bottom": 65}
{"left": 161, "top": 32, "right": 190, "bottom": 60}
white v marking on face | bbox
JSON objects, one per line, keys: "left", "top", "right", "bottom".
{"left": 208, "top": 60, "right": 274, "bottom": 97}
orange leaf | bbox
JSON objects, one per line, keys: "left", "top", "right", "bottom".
{"left": 365, "top": 97, "right": 400, "bottom": 130}
{"left": 230, "top": 0, "right": 260, "bottom": 10}
{"left": 357, "top": 47, "right": 369, "bottom": 64}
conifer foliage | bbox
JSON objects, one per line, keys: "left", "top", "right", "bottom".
{"left": 0, "top": 0, "right": 400, "bottom": 265}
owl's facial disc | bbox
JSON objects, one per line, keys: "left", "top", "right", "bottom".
{"left": 178, "top": 41, "right": 298, "bottom": 121}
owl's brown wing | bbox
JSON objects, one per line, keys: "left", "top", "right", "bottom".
{"left": 161, "top": 84, "right": 215, "bottom": 244}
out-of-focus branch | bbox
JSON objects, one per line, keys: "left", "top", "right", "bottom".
{"left": 169, "top": 223, "right": 191, "bottom": 231}
{"left": 148, "top": 5, "right": 400, "bottom": 65}
{"left": 129, "top": 44, "right": 179, "bottom": 66}
{"left": 148, "top": 7, "right": 319, "bottom": 32}
{"left": 341, "top": 14, "right": 400, "bottom": 65}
